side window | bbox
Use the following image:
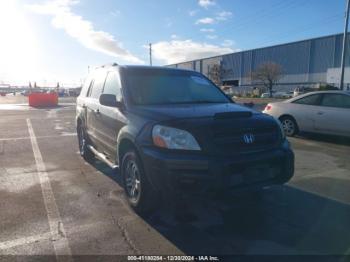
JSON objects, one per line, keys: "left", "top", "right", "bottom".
{"left": 103, "top": 71, "right": 122, "bottom": 101}
{"left": 321, "top": 94, "right": 350, "bottom": 109}
{"left": 90, "top": 70, "right": 107, "bottom": 99}
{"left": 81, "top": 76, "right": 92, "bottom": 97}
{"left": 293, "top": 94, "right": 321, "bottom": 105}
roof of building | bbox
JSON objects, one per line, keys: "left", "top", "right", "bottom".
{"left": 167, "top": 32, "right": 347, "bottom": 66}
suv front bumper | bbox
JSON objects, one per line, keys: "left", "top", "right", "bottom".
{"left": 139, "top": 141, "right": 294, "bottom": 195}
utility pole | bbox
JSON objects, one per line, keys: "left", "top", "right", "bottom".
{"left": 149, "top": 43, "right": 152, "bottom": 66}
{"left": 340, "top": 0, "right": 350, "bottom": 90}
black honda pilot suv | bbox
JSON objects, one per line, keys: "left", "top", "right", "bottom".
{"left": 76, "top": 64, "right": 294, "bottom": 213}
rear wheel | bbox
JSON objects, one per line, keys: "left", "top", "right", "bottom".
{"left": 77, "top": 124, "right": 94, "bottom": 162}
{"left": 280, "top": 116, "right": 298, "bottom": 137}
{"left": 121, "top": 149, "right": 157, "bottom": 214}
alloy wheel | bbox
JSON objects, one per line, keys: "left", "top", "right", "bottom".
{"left": 282, "top": 119, "right": 295, "bottom": 136}
{"left": 124, "top": 160, "right": 141, "bottom": 201}
{"left": 78, "top": 127, "right": 86, "bottom": 155}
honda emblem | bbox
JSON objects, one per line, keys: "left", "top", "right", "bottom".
{"left": 243, "top": 133, "right": 255, "bottom": 144}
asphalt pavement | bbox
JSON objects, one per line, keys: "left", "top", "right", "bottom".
{"left": 0, "top": 96, "right": 349, "bottom": 260}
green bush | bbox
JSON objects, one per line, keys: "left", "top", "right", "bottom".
{"left": 319, "top": 84, "right": 338, "bottom": 91}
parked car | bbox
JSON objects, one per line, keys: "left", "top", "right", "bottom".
{"left": 68, "top": 88, "right": 81, "bottom": 97}
{"left": 21, "top": 90, "right": 30, "bottom": 96}
{"left": 260, "top": 93, "right": 270, "bottom": 98}
{"left": 260, "top": 91, "right": 292, "bottom": 99}
{"left": 263, "top": 91, "right": 350, "bottom": 137}
{"left": 282, "top": 91, "right": 294, "bottom": 98}
{"left": 293, "top": 86, "right": 315, "bottom": 97}
{"left": 76, "top": 65, "right": 294, "bottom": 213}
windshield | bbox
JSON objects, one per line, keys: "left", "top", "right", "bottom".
{"left": 125, "top": 69, "right": 230, "bottom": 105}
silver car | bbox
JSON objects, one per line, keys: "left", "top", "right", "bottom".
{"left": 263, "top": 91, "right": 350, "bottom": 137}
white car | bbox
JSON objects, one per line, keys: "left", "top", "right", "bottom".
{"left": 263, "top": 91, "right": 350, "bottom": 137}
{"left": 261, "top": 91, "right": 293, "bottom": 99}
{"left": 261, "top": 92, "right": 270, "bottom": 98}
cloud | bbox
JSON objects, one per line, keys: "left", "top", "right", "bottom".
{"left": 195, "top": 13, "right": 231, "bottom": 25}
{"left": 171, "top": 34, "right": 178, "bottom": 39}
{"left": 198, "top": 0, "right": 216, "bottom": 9}
{"left": 27, "top": 0, "right": 144, "bottom": 64}
{"left": 195, "top": 17, "right": 215, "bottom": 25}
{"left": 216, "top": 11, "right": 232, "bottom": 21}
{"left": 110, "top": 10, "right": 121, "bottom": 17}
{"left": 151, "top": 39, "right": 233, "bottom": 64}
{"left": 200, "top": 28, "right": 215, "bottom": 33}
{"left": 206, "top": 35, "right": 218, "bottom": 39}
{"left": 189, "top": 10, "right": 198, "bottom": 16}
{"left": 164, "top": 17, "right": 173, "bottom": 27}
{"left": 222, "top": 40, "right": 234, "bottom": 47}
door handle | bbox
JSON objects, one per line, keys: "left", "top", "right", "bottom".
{"left": 317, "top": 111, "right": 324, "bottom": 115}
{"left": 94, "top": 109, "right": 100, "bottom": 114}
{"left": 82, "top": 104, "right": 86, "bottom": 109}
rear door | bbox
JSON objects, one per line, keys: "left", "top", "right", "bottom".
{"left": 314, "top": 93, "right": 350, "bottom": 136}
{"left": 85, "top": 69, "right": 107, "bottom": 150}
{"left": 97, "top": 70, "right": 127, "bottom": 161}
{"left": 76, "top": 75, "right": 93, "bottom": 129}
{"left": 289, "top": 94, "right": 323, "bottom": 131}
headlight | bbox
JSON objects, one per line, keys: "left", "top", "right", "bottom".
{"left": 152, "top": 125, "right": 201, "bottom": 150}
{"left": 275, "top": 119, "right": 286, "bottom": 140}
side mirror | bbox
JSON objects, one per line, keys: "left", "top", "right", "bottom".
{"left": 99, "top": 94, "right": 123, "bottom": 108}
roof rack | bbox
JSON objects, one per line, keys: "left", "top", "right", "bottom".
{"left": 99, "top": 63, "right": 118, "bottom": 68}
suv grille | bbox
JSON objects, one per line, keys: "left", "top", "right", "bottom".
{"left": 212, "top": 125, "right": 279, "bottom": 154}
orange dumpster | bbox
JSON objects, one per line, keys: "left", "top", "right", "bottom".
{"left": 28, "top": 93, "right": 58, "bottom": 107}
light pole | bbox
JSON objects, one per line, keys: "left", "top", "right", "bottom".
{"left": 149, "top": 43, "right": 152, "bottom": 66}
{"left": 340, "top": 0, "right": 350, "bottom": 90}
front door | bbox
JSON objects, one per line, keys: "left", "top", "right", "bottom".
{"left": 315, "top": 93, "right": 350, "bottom": 136}
{"left": 97, "top": 71, "right": 126, "bottom": 162}
{"left": 85, "top": 69, "right": 107, "bottom": 151}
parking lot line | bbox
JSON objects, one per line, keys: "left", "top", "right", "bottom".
{"left": 26, "top": 119, "right": 72, "bottom": 260}
{"left": 0, "top": 221, "right": 107, "bottom": 252}
{"left": 0, "top": 133, "right": 76, "bottom": 142}
{"left": 0, "top": 232, "right": 52, "bottom": 251}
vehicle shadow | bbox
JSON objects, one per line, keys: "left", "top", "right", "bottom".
{"left": 92, "top": 160, "right": 350, "bottom": 255}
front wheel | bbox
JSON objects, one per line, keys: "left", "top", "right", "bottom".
{"left": 121, "top": 149, "right": 157, "bottom": 214}
{"left": 280, "top": 116, "right": 298, "bottom": 137}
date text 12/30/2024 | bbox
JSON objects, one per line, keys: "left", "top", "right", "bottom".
{"left": 127, "top": 256, "right": 220, "bottom": 261}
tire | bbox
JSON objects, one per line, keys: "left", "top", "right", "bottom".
{"left": 280, "top": 116, "right": 298, "bottom": 137}
{"left": 77, "top": 124, "right": 94, "bottom": 162}
{"left": 121, "top": 149, "right": 157, "bottom": 214}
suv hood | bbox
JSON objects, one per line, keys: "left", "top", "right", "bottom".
{"left": 132, "top": 103, "right": 257, "bottom": 121}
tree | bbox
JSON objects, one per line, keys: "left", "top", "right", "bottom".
{"left": 251, "top": 62, "right": 283, "bottom": 98}
{"left": 208, "top": 64, "right": 222, "bottom": 86}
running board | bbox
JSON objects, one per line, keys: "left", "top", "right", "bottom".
{"left": 87, "top": 145, "right": 118, "bottom": 170}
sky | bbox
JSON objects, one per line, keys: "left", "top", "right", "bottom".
{"left": 0, "top": 0, "right": 346, "bottom": 86}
